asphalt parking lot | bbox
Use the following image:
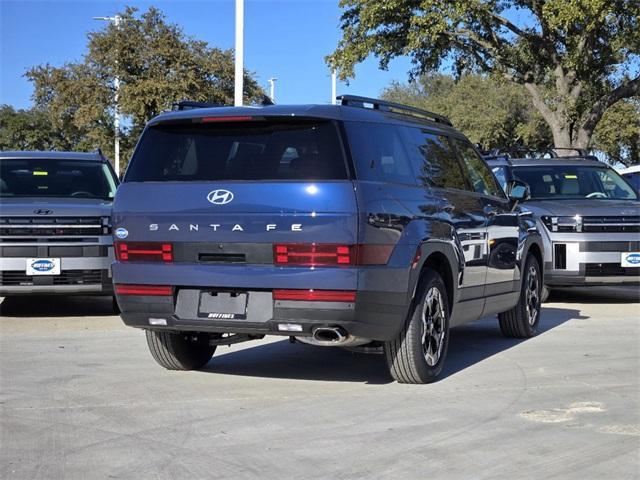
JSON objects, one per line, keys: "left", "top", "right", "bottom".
{"left": 1, "top": 288, "right": 639, "bottom": 480}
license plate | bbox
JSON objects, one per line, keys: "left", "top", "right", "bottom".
{"left": 26, "top": 258, "right": 61, "bottom": 276}
{"left": 198, "top": 291, "right": 248, "bottom": 319}
{"left": 621, "top": 252, "right": 640, "bottom": 268}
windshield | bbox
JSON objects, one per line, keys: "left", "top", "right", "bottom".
{"left": 512, "top": 165, "right": 638, "bottom": 201}
{"left": 125, "top": 119, "right": 348, "bottom": 182}
{"left": 0, "top": 159, "right": 117, "bottom": 200}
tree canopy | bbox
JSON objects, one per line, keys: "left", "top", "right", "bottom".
{"left": 21, "top": 6, "right": 263, "bottom": 170}
{"left": 328, "top": 0, "right": 640, "bottom": 154}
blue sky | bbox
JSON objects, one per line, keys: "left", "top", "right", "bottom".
{"left": 0, "top": 0, "right": 417, "bottom": 109}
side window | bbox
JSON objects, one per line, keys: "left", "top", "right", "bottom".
{"left": 454, "top": 140, "right": 503, "bottom": 197}
{"left": 404, "top": 128, "right": 467, "bottom": 190}
{"left": 491, "top": 166, "right": 509, "bottom": 193}
{"left": 344, "top": 122, "right": 417, "bottom": 185}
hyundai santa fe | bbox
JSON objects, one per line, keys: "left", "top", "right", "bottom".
{"left": 112, "top": 96, "right": 543, "bottom": 384}
{"left": 488, "top": 155, "right": 639, "bottom": 299}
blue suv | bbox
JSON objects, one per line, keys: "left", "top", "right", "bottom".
{"left": 112, "top": 96, "right": 543, "bottom": 383}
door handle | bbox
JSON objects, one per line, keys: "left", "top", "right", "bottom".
{"left": 483, "top": 205, "right": 497, "bottom": 217}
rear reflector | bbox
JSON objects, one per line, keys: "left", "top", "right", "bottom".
{"left": 273, "top": 243, "right": 393, "bottom": 266}
{"left": 115, "top": 284, "right": 173, "bottom": 296}
{"left": 116, "top": 242, "right": 173, "bottom": 262}
{"left": 201, "top": 116, "right": 253, "bottom": 123}
{"left": 273, "top": 289, "right": 356, "bottom": 302}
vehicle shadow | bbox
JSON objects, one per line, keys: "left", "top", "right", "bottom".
{"left": 0, "top": 295, "right": 116, "bottom": 317}
{"left": 548, "top": 286, "right": 639, "bottom": 304}
{"left": 204, "top": 306, "right": 586, "bottom": 385}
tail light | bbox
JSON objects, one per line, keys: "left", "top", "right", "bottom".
{"left": 273, "top": 244, "right": 393, "bottom": 266}
{"left": 116, "top": 242, "right": 173, "bottom": 262}
{"left": 273, "top": 289, "right": 356, "bottom": 302}
{"left": 115, "top": 284, "right": 173, "bottom": 296}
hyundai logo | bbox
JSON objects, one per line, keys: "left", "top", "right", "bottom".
{"left": 626, "top": 253, "right": 640, "bottom": 265}
{"left": 31, "top": 259, "right": 55, "bottom": 272}
{"left": 34, "top": 209, "right": 53, "bottom": 215}
{"left": 207, "top": 189, "right": 234, "bottom": 205}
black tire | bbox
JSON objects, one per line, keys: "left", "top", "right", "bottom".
{"left": 145, "top": 330, "right": 216, "bottom": 370}
{"left": 540, "top": 284, "right": 550, "bottom": 303}
{"left": 498, "top": 254, "right": 541, "bottom": 338}
{"left": 384, "top": 271, "right": 450, "bottom": 384}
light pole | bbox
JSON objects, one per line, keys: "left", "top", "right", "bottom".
{"left": 331, "top": 70, "right": 337, "bottom": 104}
{"left": 93, "top": 15, "right": 122, "bottom": 177}
{"left": 234, "top": 0, "right": 244, "bottom": 106}
{"left": 268, "top": 77, "right": 277, "bottom": 102}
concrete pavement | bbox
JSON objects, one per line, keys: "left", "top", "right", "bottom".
{"left": 1, "top": 288, "right": 639, "bottom": 479}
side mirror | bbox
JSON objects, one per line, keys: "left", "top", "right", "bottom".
{"left": 507, "top": 180, "right": 530, "bottom": 202}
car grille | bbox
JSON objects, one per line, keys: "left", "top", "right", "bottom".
{"left": 584, "top": 263, "right": 640, "bottom": 277}
{"left": 582, "top": 216, "right": 640, "bottom": 233}
{"left": 0, "top": 269, "right": 104, "bottom": 286}
{"left": 0, "top": 217, "right": 109, "bottom": 236}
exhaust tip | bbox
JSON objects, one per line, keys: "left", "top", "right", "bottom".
{"left": 313, "top": 326, "right": 347, "bottom": 344}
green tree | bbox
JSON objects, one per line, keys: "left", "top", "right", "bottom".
{"left": 382, "top": 74, "right": 553, "bottom": 150}
{"left": 592, "top": 98, "right": 640, "bottom": 165}
{"left": 25, "top": 6, "right": 263, "bottom": 170}
{"left": 0, "top": 105, "right": 67, "bottom": 151}
{"left": 328, "top": 0, "right": 640, "bottom": 153}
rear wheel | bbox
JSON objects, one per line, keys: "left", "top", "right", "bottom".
{"left": 498, "top": 254, "right": 541, "bottom": 338}
{"left": 145, "top": 330, "right": 216, "bottom": 370}
{"left": 384, "top": 271, "right": 450, "bottom": 384}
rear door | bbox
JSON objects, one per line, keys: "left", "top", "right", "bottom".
{"left": 404, "top": 129, "right": 489, "bottom": 321}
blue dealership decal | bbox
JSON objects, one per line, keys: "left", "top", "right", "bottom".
{"left": 31, "top": 259, "right": 55, "bottom": 272}
{"left": 115, "top": 227, "right": 129, "bottom": 239}
{"left": 625, "top": 253, "right": 640, "bottom": 265}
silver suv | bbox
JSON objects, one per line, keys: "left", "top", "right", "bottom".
{"left": 0, "top": 151, "right": 118, "bottom": 299}
{"left": 488, "top": 156, "right": 639, "bottom": 297}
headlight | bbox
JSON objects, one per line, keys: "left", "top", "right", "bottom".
{"left": 541, "top": 215, "right": 583, "bottom": 232}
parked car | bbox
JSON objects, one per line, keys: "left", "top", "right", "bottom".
{"left": 618, "top": 165, "right": 640, "bottom": 191}
{"left": 112, "top": 96, "right": 543, "bottom": 384}
{"left": 487, "top": 155, "right": 640, "bottom": 299}
{"left": 0, "top": 151, "right": 118, "bottom": 305}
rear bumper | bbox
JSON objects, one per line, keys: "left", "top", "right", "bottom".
{"left": 117, "top": 288, "right": 409, "bottom": 341}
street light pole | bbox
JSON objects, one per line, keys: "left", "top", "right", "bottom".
{"left": 331, "top": 70, "right": 337, "bottom": 105}
{"left": 268, "top": 77, "right": 277, "bottom": 102}
{"left": 93, "top": 15, "right": 122, "bottom": 177}
{"left": 234, "top": 0, "right": 244, "bottom": 106}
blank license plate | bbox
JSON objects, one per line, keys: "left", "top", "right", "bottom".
{"left": 198, "top": 291, "right": 248, "bottom": 319}
{"left": 26, "top": 258, "right": 60, "bottom": 276}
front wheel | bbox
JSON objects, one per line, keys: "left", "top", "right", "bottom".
{"left": 498, "top": 254, "right": 541, "bottom": 338}
{"left": 384, "top": 271, "right": 450, "bottom": 384}
{"left": 145, "top": 330, "right": 216, "bottom": 370}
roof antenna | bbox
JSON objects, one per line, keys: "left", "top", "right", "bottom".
{"left": 261, "top": 94, "right": 275, "bottom": 106}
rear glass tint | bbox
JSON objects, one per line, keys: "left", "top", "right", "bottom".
{"left": 125, "top": 120, "right": 348, "bottom": 182}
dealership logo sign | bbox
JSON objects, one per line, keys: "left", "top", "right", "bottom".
{"left": 625, "top": 253, "right": 640, "bottom": 265}
{"left": 207, "top": 189, "right": 234, "bottom": 205}
{"left": 31, "top": 259, "right": 55, "bottom": 272}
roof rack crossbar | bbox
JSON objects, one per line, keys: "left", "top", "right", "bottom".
{"left": 337, "top": 95, "right": 453, "bottom": 126}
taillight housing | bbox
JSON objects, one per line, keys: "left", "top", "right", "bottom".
{"left": 274, "top": 243, "right": 355, "bottom": 266}
{"left": 116, "top": 242, "right": 173, "bottom": 262}
{"left": 273, "top": 243, "right": 393, "bottom": 266}
{"left": 273, "top": 289, "right": 356, "bottom": 302}
{"left": 115, "top": 284, "right": 173, "bottom": 296}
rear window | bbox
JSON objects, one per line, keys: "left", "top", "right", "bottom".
{"left": 125, "top": 119, "right": 348, "bottom": 182}
{"left": 0, "top": 159, "right": 117, "bottom": 200}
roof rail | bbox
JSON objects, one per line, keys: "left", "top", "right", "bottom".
{"left": 337, "top": 95, "right": 453, "bottom": 127}
{"left": 486, "top": 146, "right": 597, "bottom": 161}
{"left": 172, "top": 100, "right": 224, "bottom": 111}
